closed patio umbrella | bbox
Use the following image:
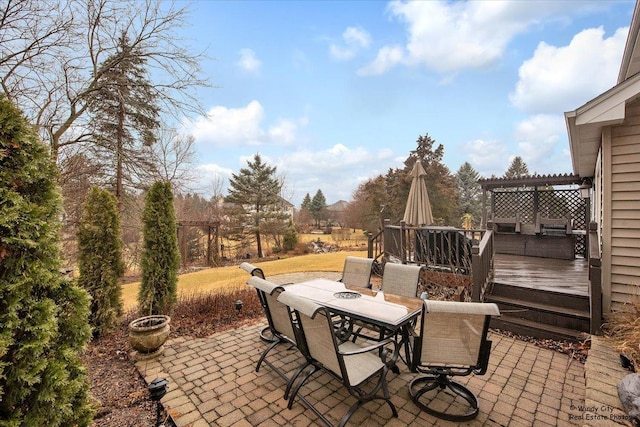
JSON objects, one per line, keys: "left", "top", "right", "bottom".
{"left": 403, "top": 161, "right": 433, "bottom": 226}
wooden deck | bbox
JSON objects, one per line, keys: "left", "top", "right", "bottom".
{"left": 493, "top": 253, "right": 589, "bottom": 297}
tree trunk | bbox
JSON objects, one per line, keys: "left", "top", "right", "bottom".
{"left": 255, "top": 230, "right": 262, "bottom": 258}
{"left": 116, "top": 96, "right": 125, "bottom": 212}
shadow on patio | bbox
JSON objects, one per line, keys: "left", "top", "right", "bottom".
{"left": 136, "top": 319, "right": 586, "bottom": 427}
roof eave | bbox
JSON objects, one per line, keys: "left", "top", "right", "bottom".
{"left": 565, "top": 73, "right": 640, "bottom": 177}
{"left": 619, "top": 1, "right": 640, "bottom": 83}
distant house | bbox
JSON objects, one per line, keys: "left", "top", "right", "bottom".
{"left": 565, "top": 1, "right": 640, "bottom": 313}
{"left": 276, "top": 197, "right": 295, "bottom": 219}
{"left": 326, "top": 200, "right": 348, "bottom": 226}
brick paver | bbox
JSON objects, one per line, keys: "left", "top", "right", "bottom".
{"left": 134, "top": 272, "right": 592, "bottom": 426}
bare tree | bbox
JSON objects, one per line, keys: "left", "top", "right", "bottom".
{"left": 1, "top": 0, "right": 208, "bottom": 165}
{"left": 144, "top": 129, "right": 197, "bottom": 194}
{"left": 1, "top": 0, "right": 73, "bottom": 105}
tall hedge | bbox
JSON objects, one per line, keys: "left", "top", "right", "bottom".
{"left": 139, "top": 181, "right": 180, "bottom": 316}
{"left": 77, "top": 186, "right": 124, "bottom": 336}
{"left": 0, "top": 96, "right": 93, "bottom": 425}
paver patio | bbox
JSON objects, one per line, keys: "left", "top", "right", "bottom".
{"left": 132, "top": 272, "right": 626, "bottom": 426}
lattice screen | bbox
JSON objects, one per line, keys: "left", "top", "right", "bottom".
{"left": 492, "top": 188, "right": 587, "bottom": 256}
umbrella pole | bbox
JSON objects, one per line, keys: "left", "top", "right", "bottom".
{"left": 400, "top": 220, "right": 407, "bottom": 264}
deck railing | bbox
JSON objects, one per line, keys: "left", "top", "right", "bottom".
{"left": 471, "top": 230, "right": 494, "bottom": 302}
{"left": 588, "top": 221, "right": 602, "bottom": 335}
{"left": 368, "top": 221, "right": 493, "bottom": 294}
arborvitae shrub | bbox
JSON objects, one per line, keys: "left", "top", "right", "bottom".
{"left": 283, "top": 219, "right": 298, "bottom": 252}
{"left": 0, "top": 96, "right": 93, "bottom": 425}
{"left": 138, "top": 181, "right": 180, "bottom": 316}
{"left": 77, "top": 185, "right": 124, "bottom": 336}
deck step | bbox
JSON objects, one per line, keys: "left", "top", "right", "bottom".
{"left": 490, "top": 316, "right": 587, "bottom": 341}
{"left": 489, "top": 282, "right": 589, "bottom": 312}
{"left": 486, "top": 295, "right": 590, "bottom": 319}
{"left": 487, "top": 282, "right": 591, "bottom": 340}
{"left": 486, "top": 294, "right": 590, "bottom": 333}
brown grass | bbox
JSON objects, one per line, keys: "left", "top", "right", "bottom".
{"left": 603, "top": 299, "right": 640, "bottom": 371}
{"left": 121, "top": 250, "right": 367, "bottom": 311}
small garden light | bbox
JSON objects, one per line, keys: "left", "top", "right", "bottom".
{"left": 235, "top": 300, "right": 243, "bottom": 315}
{"left": 148, "top": 378, "right": 168, "bottom": 426}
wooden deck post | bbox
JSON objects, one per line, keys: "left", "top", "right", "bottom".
{"left": 471, "top": 230, "right": 494, "bottom": 302}
{"left": 588, "top": 221, "right": 603, "bottom": 335}
{"left": 400, "top": 220, "right": 407, "bottom": 264}
{"left": 481, "top": 189, "right": 487, "bottom": 229}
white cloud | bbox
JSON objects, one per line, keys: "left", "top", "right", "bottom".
{"left": 464, "top": 138, "right": 511, "bottom": 177}
{"left": 268, "top": 119, "right": 298, "bottom": 145}
{"left": 357, "top": 45, "right": 404, "bottom": 76}
{"left": 514, "top": 114, "right": 570, "bottom": 174}
{"left": 330, "top": 26, "right": 372, "bottom": 60}
{"left": 191, "top": 163, "right": 234, "bottom": 196}
{"left": 192, "top": 142, "right": 399, "bottom": 205}
{"left": 182, "top": 101, "right": 308, "bottom": 148}
{"left": 510, "top": 26, "right": 628, "bottom": 114}
{"left": 273, "top": 144, "right": 395, "bottom": 203}
{"left": 237, "top": 48, "right": 262, "bottom": 74}
{"left": 362, "top": 0, "right": 593, "bottom": 75}
{"left": 183, "top": 100, "right": 266, "bottom": 147}
{"left": 282, "top": 144, "right": 375, "bottom": 173}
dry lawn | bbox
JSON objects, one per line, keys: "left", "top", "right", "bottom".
{"left": 121, "top": 250, "right": 367, "bottom": 311}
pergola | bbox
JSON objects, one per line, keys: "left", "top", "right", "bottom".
{"left": 478, "top": 173, "right": 589, "bottom": 258}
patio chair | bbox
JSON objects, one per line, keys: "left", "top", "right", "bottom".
{"left": 339, "top": 256, "right": 374, "bottom": 289}
{"left": 350, "top": 262, "right": 422, "bottom": 344}
{"left": 240, "top": 262, "right": 272, "bottom": 341}
{"left": 246, "top": 276, "right": 306, "bottom": 382}
{"left": 381, "top": 262, "right": 422, "bottom": 298}
{"left": 239, "top": 261, "right": 265, "bottom": 279}
{"left": 277, "top": 291, "right": 398, "bottom": 427}
{"left": 409, "top": 300, "right": 500, "bottom": 421}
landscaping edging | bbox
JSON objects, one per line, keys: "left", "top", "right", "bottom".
{"left": 583, "top": 336, "right": 633, "bottom": 426}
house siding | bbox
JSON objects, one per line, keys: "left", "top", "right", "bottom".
{"left": 608, "top": 100, "right": 640, "bottom": 309}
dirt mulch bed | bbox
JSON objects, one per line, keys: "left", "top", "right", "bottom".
{"left": 83, "top": 324, "right": 156, "bottom": 427}
{"left": 84, "top": 298, "right": 262, "bottom": 427}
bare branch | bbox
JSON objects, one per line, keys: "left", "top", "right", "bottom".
{"left": 0, "top": 0, "right": 210, "bottom": 162}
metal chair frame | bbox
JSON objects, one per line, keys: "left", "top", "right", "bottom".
{"left": 408, "top": 300, "right": 499, "bottom": 422}
{"left": 240, "top": 262, "right": 277, "bottom": 342}
{"left": 278, "top": 291, "right": 399, "bottom": 427}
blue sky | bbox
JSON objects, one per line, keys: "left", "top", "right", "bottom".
{"left": 176, "top": 0, "right": 635, "bottom": 206}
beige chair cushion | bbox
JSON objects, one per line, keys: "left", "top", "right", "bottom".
{"left": 420, "top": 300, "right": 500, "bottom": 367}
{"left": 341, "top": 256, "right": 374, "bottom": 288}
{"left": 339, "top": 341, "right": 385, "bottom": 386}
{"left": 381, "top": 263, "right": 422, "bottom": 298}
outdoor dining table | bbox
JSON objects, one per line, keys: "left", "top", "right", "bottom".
{"left": 282, "top": 278, "right": 423, "bottom": 369}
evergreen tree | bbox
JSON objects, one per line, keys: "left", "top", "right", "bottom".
{"left": 226, "top": 154, "right": 285, "bottom": 258}
{"left": 310, "top": 189, "right": 328, "bottom": 227}
{"left": 282, "top": 219, "right": 298, "bottom": 252}
{"left": 405, "top": 133, "right": 459, "bottom": 225}
{"left": 77, "top": 185, "right": 125, "bottom": 336}
{"left": 300, "top": 193, "right": 312, "bottom": 211}
{"left": 0, "top": 96, "right": 93, "bottom": 425}
{"left": 456, "top": 162, "right": 482, "bottom": 228}
{"left": 89, "top": 32, "right": 160, "bottom": 210}
{"left": 139, "top": 181, "right": 180, "bottom": 316}
{"left": 348, "top": 133, "right": 459, "bottom": 228}
{"left": 504, "top": 156, "right": 530, "bottom": 179}
{"left": 296, "top": 193, "right": 313, "bottom": 227}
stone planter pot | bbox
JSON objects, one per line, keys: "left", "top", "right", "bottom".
{"left": 129, "top": 315, "right": 170, "bottom": 360}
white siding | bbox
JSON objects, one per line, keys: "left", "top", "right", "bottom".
{"left": 608, "top": 100, "right": 640, "bottom": 310}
